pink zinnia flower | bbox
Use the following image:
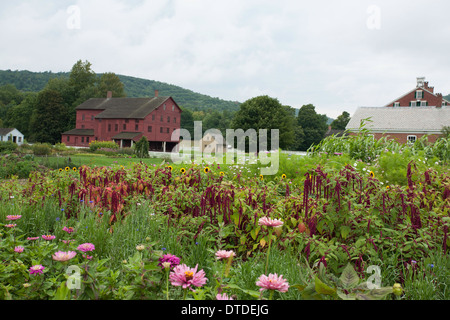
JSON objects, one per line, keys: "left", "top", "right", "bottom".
{"left": 6, "top": 215, "right": 21, "bottom": 221}
{"left": 258, "top": 217, "right": 283, "bottom": 228}
{"left": 158, "top": 253, "right": 181, "bottom": 269}
{"left": 82, "top": 254, "right": 93, "bottom": 260}
{"left": 52, "top": 251, "right": 77, "bottom": 262}
{"left": 5, "top": 224, "right": 16, "bottom": 228}
{"left": 169, "top": 264, "right": 207, "bottom": 289}
{"left": 14, "top": 246, "right": 24, "bottom": 253}
{"left": 61, "top": 239, "right": 75, "bottom": 244}
{"left": 216, "top": 293, "right": 233, "bottom": 300}
{"left": 215, "top": 250, "right": 236, "bottom": 260}
{"left": 256, "top": 273, "right": 290, "bottom": 293}
{"left": 62, "top": 226, "right": 75, "bottom": 234}
{"left": 27, "top": 237, "right": 40, "bottom": 241}
{"left": 42, "top": 235, "right": 56, "bottom": 240}
{"left": 29, "top": 265, "right": 45, "bottom": 276}
{"left": 77, "top": 243, "right": 95, "bottom": 252}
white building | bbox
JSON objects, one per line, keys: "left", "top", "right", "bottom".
{"left": 0, "top": 128, "right": 25, "bottom": 146}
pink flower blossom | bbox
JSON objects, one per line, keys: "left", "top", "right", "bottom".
{"left": 256, "top": 273, "right": 290, "bottom": 293}
{"left": 61, "top": 239, "right": 75, "bottom": 244}
{"left": 258, "top": 217, "right": 284, "bottom": 228}
{"left": 52, "top": 251, "right": 77, "bottom": 262}
{"left": 29, "top": 265, "right": 45, "bottom": 276}
{"left": 158, "top": 253, "right": 181, "bottom": 269}
{"left": 6, "top": 215, "right": 21, "bottom": 221}
{"left": 77, "top": 243, "right": 95, "bottom": 252}
{"left": 216, "top": 293, "right": 233, "bottom": 300}
{"left": 14, "top": 246, "right": 24, "bottom": 253}
{"left": 82, "top": 254, "right": 93, "bottom": 260}
{"left": 62, "top": 226, "right": 75, "bottom": 234}
{"left": 27, "top": 237, "right": 40, "bottom": 241}
{"left": 42, "top": 235, "right": 56, "bottom": 240}
{"left": 169, "top": 264, "right": 207, "bottom": 289}
{"left": 5, "top": 224, "right": 16, "bottom": 228}
{"left": 215, "top": 250, "right": 236, "bottom": 260}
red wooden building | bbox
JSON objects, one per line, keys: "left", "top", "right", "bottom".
{"left": 346, "top": 77, "right": 450, "bottom": 144}
{"left": 61, "top": 90, "right": 181, "bottom": 151}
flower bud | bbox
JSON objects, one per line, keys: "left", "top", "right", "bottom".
{"left": 393, "top": 283, "right": 403, "bottom": 296}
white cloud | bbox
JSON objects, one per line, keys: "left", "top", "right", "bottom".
{"left": 0, "top": 0, "right": 449, "bottom": 118}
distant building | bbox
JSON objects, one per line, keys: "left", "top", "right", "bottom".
{"left": 346, "top": 77, "right": 450, "bottom": 144}
{"left": 0, "top": 128, "right": 24, "bottom": 145}
{"left": 61, "top": 90, "right": 182, "bottom": 151}
{"left": 200, "top": 132, "right": 228, "bottom": 154}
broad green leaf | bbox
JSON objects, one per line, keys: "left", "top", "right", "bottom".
{"left": 339, "top": 263, "right": 360, "bottom": 289}
{"left": 314, "top": 276, "right": 336, "bottom": 295}
{"left": 226, "top": 283, "right": 260, "bottom": 298}
{"left": 366, "top": 287, "right": 394, "bottom": 300}
{"left": 337, "top": 289, "right": 356, "bottom": 300}
{"left": 54, "top": 281, "right": 70, "bottom": 300}
{"left": 340, "top": 226, "right": 351, "bottom": 240}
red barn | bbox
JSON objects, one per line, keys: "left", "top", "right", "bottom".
{"left": 61, "top": 90, "right": 181, "bottom": 152}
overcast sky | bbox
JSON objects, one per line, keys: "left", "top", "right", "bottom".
{"left": 1, "top": 0, "right": 449, "bottom": 118}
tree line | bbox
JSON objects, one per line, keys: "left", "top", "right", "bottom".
{"left": 0, "top": 60, "right": 351, "bottom": 151}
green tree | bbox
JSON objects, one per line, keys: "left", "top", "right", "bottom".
{"left": 180, "top": 107, "right": 195, "bottom": 138}
{"left": 134, "top": 136, "right": 149, "bottom": 158}
{"left": 96, "top": 72, "right": 126, "bottom": 98}
{"left": 31, "top": 89, "right": 69, "bottom": 144}
{"left": 330, "top": 111, "right": 351, "bottom": 130}
{"left": 203, "top": 109, "right": 231, "bottom": 136}
{"left": 231, "top": 95, "right": 295, "bottom": 151}
{"left": 69, "top": 60, "right": 97, "bottom": 95}
{"left": 4, "top": 92, "right": 37, "bottom": 140}
{"left": 297, "top": 104, "right": 328, "bottom": 151}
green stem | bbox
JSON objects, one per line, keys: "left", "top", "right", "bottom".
{"left": 269, "top": 290, "right": 274, "bottom": 300}
{"left": 265, "top": 229, "right": 273, "bottom": 274}
{"left": 166, "top": 269, "right": 170, "bottom": 300}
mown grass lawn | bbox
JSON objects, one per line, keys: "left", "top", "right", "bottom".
{"left": 35, "top": 154, "right": 164, "bottom": 169}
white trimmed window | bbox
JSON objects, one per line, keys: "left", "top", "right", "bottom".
{"left": 420, "top": 101, "right": 427, "bottom": 106}
{"left": 407, "top": 135, "right": 417, "bottom": 144}
{"left": 393, "top": 102, "right": 400, "bottom": 107}
{"left": 415, "top": 90, "right": 423, "bottom": 99}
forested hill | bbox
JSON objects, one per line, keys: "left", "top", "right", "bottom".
{"left": 0, "top": 69, "right": 241, "bottom": 112}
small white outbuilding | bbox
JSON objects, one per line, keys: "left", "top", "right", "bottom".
{"left": 0, "top": 128, "right": 25, "bottom": 146}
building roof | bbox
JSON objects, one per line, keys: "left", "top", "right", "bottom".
{"left": 346, "top": 107, "right": 450, "bottom": 133}
{"left": 61, "top": 129, "right": 95, "bottom": 136}
{"left": 0, "top": 128, "right": 15, "bottom": 136}
{"left": 76, "top": 96, "right": 177, "bottom": 119}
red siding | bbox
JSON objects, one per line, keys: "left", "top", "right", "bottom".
{"left": 62, "top": 97, "right": 181, "bottom": 147}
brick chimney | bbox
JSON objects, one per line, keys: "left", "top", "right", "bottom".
{"left": 437, "top": 93, "right": 443, "bottom": 108}
{"left": 155, "top": 90, "right": 159, "bottom": 97}
{"left": 424, "top": 81, "right": 434, "bottom": 93}
{"left": 107, "top": 91, "right": 113, "bottom": 99}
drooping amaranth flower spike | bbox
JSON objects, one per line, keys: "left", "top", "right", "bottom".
{"left": 256, "top": 273, "right": 290, "bottom": 293}
{"left": 169, "top": 264, "right": 207, "bottom": 289}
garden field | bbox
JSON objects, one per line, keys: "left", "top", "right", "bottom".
{"left": 0, "top": 132, "right": 449, "bottom": 301}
